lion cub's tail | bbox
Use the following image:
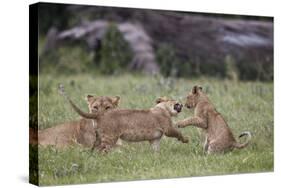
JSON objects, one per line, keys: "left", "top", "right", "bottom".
{"left": 58, "top": 84, "right": 99, "bottom": 119}
{"left": 233, "top": 131, "right": 252, "bottom": 149}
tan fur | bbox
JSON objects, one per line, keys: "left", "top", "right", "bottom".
{"left": 29, "top": 95, "right": 121, "bottom": 148}
{"left": 67, "top": 96, "right": 189, "bottom": 152}
{"left": 176, "top": 85, "right": 251, "bottom": 154}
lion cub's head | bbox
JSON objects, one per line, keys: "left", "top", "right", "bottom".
{"left": 155, "top": 96, "right": 183, "bottom": 116}
{"left": 85, "top": 95, "right": 120, "bottom": 114}
{"left": 185, "top": 85, "right": 204, "bottom": 109}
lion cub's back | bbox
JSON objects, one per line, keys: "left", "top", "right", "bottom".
{"left": 100, "top": 109, "right": 169, "bottom": 129}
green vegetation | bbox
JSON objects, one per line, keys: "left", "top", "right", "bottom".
{"left": 29, "top": 75, "right": 39, "bottom": 184}
{"left": 156, "top": 44, "right": 181, "bottom": 77}
{"left": 96, "top": 23, "right": 133, "bottom": 75}
{"left": 39, "top": 23, "right": 133, "bottom": 75}
{"left": 33, "top": 74, "right": 273, "bottom": 186}
{"left": 40, "top": 39, "right": 272, "bottom": 81}
{"left": 37, "top": 4, "right": 273, "bottom": 81}
{"left": 155, "top": 43, "right": 272, "bottom": 81}
{"left": 30, "top": 76, "right": 38, "bottom": 129}
{"left": 39, "top": 45, "right": 94, "bottom": 75}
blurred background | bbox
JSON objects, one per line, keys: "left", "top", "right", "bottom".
{"left": 38, "top": 3, "right": 273, "bottom": 81}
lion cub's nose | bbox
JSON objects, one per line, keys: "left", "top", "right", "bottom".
{"left": 174, "top": 103, "right": 183, "bottom": 112}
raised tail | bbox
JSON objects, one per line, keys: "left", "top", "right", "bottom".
{"left": 58, "top": 84, "right": 99, "bottom": 119}
{"left": 233, "top": 131, "right": 252, "bottom": 149}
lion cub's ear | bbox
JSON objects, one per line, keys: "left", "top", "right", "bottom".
{"left": 111, "top": 96, "right": 120, "bottom": 106}
{"left": 192, "top": 85, "right": 203, "bottom": 94}
{"left": 156, "top": 96, "right": 168, "bottom": 104}
{"left": 85, "top": 95, "right": 96, "bottom": 104}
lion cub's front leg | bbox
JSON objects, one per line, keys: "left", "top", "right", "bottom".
{"left": 176, "top": 116, "right": 207, "bottom": 129}
{"left": 165, "top": 127, "right": 189, "bottom": 143}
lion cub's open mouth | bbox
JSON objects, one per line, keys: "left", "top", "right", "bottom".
{"left": 174, "top": 103, "right": 183, "bottom": 113}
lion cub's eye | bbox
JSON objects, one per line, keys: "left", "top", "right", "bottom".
{"left": 105, "top": 106, "right": 111, "bottom": 110}
{"left": 93, "top": 106, "right": 98, "bottom": 110}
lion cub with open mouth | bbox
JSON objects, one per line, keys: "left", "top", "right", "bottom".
{"left": 30, "top": 93, "right": 120, "bottom": 148}
{"left": 176, "top": 85, "right": 251, "bottom": 154}
{"left": 60, "top": 87, "right": 189, "bottom": 152}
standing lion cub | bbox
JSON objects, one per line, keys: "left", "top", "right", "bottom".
{"left": 59, "top": 85, "right": 189, "bottom": 152}
{"left": 176, "top": 85, "right": 251, "bottom": 154}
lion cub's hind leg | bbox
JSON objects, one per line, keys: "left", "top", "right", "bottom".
{"left": 203, "top": 136, "right": 209, "bottom": 154}
{"left": 207, "top": 139, "right": 233, "bottom": 154}
{"left": 149, "top": 139, "right": 161, "bottom": 152}
{"left": 116, "top": 139, "right": 123, "bottom": 146}
{"left": 145, "top": 129, "right": 163, "bottom": 152}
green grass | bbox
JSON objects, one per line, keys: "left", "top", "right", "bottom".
{"left": 34, "top": 73, "right": 273, "bottom": 186}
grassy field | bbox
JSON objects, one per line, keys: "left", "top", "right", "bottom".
{"left": 34, "top": 73, "right": 273, "bottom": 186}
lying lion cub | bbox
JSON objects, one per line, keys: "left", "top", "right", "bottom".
{"left": 60, "top": 86, "right": 189, "bottom": 152}
{"left": 176, "top": 85, "right": 251, "bottom": 154}
{"left": 30, "top": 93, "right": 120, "bottom": 148}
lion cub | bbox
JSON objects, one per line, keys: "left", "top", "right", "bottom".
{"left": 176, "top": 85, "right": 251, "bottom": 154}
{"left": 30, "top": 94, "right": 120, "bottom": 148}
{"left": 61, "top": 89, "right": 189, "bottom": 152}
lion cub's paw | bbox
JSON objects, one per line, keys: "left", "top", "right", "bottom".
{"left": 176, "top": 121, "right": 185, "bottom": 128}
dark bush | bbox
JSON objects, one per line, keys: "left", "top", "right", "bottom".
{"left": 156, "top": 43, "right": 226, "bottom": 78}
{"left": 156, "top": 44, "right": 180, "bottom": 77}
{"left": 38, "top": 3, "right": 71, "bottom": 34}
{"left": 237, "top": 60, "right": 273, "bottom": 81}
{"left": 95, "top": 23, "right": 133, "bottom": 75}
{"left": 39, "top": 46, "right": 94, "bottom": 74}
